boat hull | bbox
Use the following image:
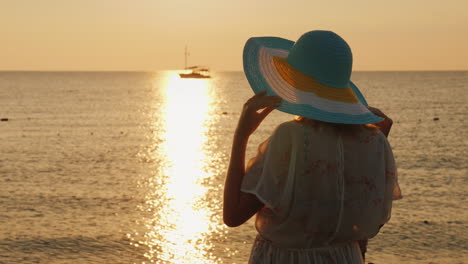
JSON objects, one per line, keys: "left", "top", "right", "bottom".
{"left": 179, "top": 73, "right": 211, "bottom": 79}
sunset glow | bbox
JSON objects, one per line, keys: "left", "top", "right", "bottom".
{"left": 0, "top": 0, "right": 467, "bottom": 71}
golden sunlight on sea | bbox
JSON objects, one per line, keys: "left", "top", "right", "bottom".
{"left": 133, "top": 73, "right": 222, "bottom": 264}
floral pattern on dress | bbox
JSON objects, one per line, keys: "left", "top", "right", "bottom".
{"left": 241, "top": 121, "right": 401, "bottom": 263}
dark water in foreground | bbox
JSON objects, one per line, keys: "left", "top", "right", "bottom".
{"left": 0, "top": 71, "right": 467, "bottom": 263}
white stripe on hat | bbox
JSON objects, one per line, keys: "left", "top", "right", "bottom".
{"left": 258, "top": 47, "right": 369, "bottom": 116}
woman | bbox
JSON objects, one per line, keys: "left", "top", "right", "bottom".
{"left": 223, "top": 31, "right": 402, "bottom": 263}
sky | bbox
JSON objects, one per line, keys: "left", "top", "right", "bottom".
{"left": 0, "top": 0, "right": 467, "bottom": 71}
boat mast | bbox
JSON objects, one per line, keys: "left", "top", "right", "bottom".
{"left": 184, "top": 45, "right": 189, "bottom": 69}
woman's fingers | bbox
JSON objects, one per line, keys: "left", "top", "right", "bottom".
{"left": 253, "top": 90, "right": 267, "bottom": 97}
{"left": 237, "top": 92, "right": 282, "bottom": 137}
{"left": 257, "top": 97, "right": 282, "bottom": 109}
{"left": 367, "top": 106, "right": 388, "bottom": 118}
{"left": 367, "top": 106, "right": 393, "bottom": 137}
{"left": 258, "top": 106, "right": 275, "bottom": 119}
{"left": 247, "top": 91, "right": 282, "bottom": 111}
{"left": 369, "top": 106, "right": 392, "bottom": 122}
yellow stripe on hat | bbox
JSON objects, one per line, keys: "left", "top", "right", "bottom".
{"left": 273, "top": 56, "right": 359, "bottom": 103}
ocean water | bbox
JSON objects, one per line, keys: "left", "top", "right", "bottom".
{"left": 0, "top": 71, "right": 466, "bottom": 264}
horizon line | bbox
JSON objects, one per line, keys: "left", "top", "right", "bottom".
{"left": 0, "top": 69, "right": 467, "bottom": 73}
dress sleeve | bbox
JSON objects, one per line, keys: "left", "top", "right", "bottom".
{"left": 385, "top": 139, "right": 403, "bottom": 201}
{"left": 241, "top": 123, "right": 294, "bottom": 211}
{"left": 381, "top": 138, "right": 403, "bottom": 224}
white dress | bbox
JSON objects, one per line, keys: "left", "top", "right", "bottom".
{"left": 241, "top": 120, "right": 402, "bottom": 264}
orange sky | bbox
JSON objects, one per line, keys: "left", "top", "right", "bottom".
{"left": 1, "top": 0, "right": 467, "bottom": 71}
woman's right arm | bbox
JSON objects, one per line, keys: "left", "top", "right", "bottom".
{"left": 223, "top": 91, "right": 282, "bottom": 227}
{"left": 360, "top": 106, "right": 394, "bottom": 260}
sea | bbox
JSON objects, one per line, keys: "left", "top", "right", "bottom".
{"left": 0, "top": 71, "right": 466, "bottom": 264}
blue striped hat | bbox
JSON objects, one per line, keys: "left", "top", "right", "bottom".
{"left": 243, "top": 30, "right": 383, "bottom": 124}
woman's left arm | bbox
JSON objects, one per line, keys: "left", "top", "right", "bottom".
{"left": 360, "top": 106, "right": 394, "bottom": 260}
{"left": 367, "top": 106, "right": 393, "bottom": 137}
{"left": 223, "top": 91, "right": 281, "bottom": 227}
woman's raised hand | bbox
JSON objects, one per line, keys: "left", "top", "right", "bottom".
{"left": 236, "top": 91, "right": 282, "bottom": 137}
{"left": 367, "top": 106, "right": 393, "bottom": 137}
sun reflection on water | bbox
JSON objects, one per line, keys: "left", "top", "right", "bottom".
{"left": 135, "top": 73, "right": 222, "bottom": 264}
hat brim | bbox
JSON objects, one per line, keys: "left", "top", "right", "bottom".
{"left": 243, "top": 36, "right": 384, "bottom": 124}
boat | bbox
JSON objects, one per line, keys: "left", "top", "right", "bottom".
{"left": 179, "top": 66, "right": 211, "bottom": 79}
{"left": 179, "top": 46, "right": 211, "bottom": 79}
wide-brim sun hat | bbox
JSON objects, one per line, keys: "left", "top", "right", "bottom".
{"left": 243, "top": 30, "right": 384, "bottom": 124}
